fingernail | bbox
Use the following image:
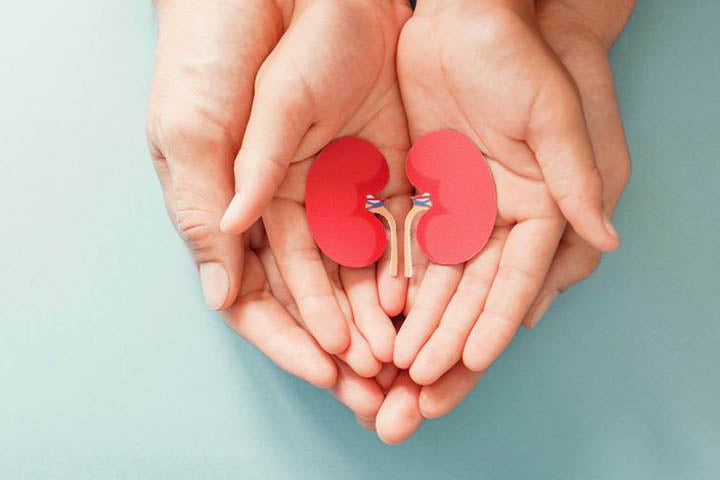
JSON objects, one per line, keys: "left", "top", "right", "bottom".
{"left": 219, "top": 193, "right": 242, "bottom": 233}
{"left": 602, "top": 212, "right": 619, "bottom": 239}
{"left": 527, "top": 291, "right": 558, "bottom": 328}
{"left": 199, "top": 262, "right": 228, "bottom": 310}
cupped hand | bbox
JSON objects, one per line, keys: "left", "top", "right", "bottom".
{"left": 367, "top": 0, "right": 635, "bottom": 443}
{"left": 219, "top": 0, "right": 414, "bottom": 372}
{"left": 146, "top": 0, "right": 343, "bottom": 388}
{"left": 395, "top": 0, "right": 578, "bottom": 383}
{"left": 523, "top": 0, "right": 634, "bottom": 327}
{"left": 146, "top": 0, "right": 289, "bottom": 310}
{"left": 226, "top": 220, "right": 396, "bottom": 422}
{"left": 147, "top": 0, "right": 412, "bottom": 377}
{"left": 250, "top": 222, "right": 398, "bottom": 420}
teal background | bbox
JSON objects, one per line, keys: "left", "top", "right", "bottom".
{"left": 1, "top": 1, "right": 718, "bottom": 478}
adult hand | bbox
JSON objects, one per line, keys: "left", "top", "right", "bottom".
{"left": 147, "top": 0, "right": 341, "bottom": 388}
{"left": 147, "top": 0, "right": 290, "bottom": 310}
{"left": 224, "top": 221, "right": 393, "bottom": 420}
{"left": 147, "top": 0, "right": 406, "bottom": 375}
{"left": 220, "top": 0, "right": 414, "bottom": 371}
{"left": 223, "top": 222, "right": 337, "bottom": 388}
{"left": 370, "top": 0, "right": 635, "bottom": 443}
{"left": 253, "top": 223, "right": 396, "bottom": 419}
{"left": 523, "top": 0, "right": 635, "bottom": 327}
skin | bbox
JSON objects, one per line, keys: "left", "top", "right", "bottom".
{"left": 145, "top": 0, "right": 347, "bottom": 389}
{"left": 146, "top": 0, "right": 634, "bottom": 444}
{"left": 369, "top": 0, "right": 635, "bottom": 443}
{"left": 233, "top": 0, "right": 414, "bottom": 373}
{"left": 393, "top": 0, "right": 627, "bottom": 385}
{"left": 147, "top": 0, "right": 413, "bottom": 378}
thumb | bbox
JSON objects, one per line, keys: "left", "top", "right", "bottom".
{"left": 153, "top": 120, "right": 244, "bottom": 311}
{"left": 526, "top": 69, "right": 621, "bottom": 252}
{"left": 220, "top": 60, "right": 314, "bottom": 235}
{"left": 521, "top": 231, "right": 599, "bottom": 329}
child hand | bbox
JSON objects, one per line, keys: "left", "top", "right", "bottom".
{"left": 395, "top": 0, "right": 579, "bottom": 382}
{"left": 218, "top": 0, "right": 414, "bottom": 371}
{"left": 369, "top": 0, "right": 635, "bottom": 444}
{"left": 148, "top": 0, "right": 411, "bottom": 373}
{"left": 231, "top": 223, "right": 394, "bottom": 421}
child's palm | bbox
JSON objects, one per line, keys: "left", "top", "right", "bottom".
{"left": 393, "top": 2, "right": 599, "bottom": 380}
{"left": 221, "top": 0, "right": 414, "bottom": 373}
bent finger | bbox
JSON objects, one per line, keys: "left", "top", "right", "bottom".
{"left": 263, "top": 199, "right": 350, "bottom": 354}
{"left": 223, "top": 251, "right": 336, "bottom": 388}
{"left": 463, "top": 218, "right": 564, "bottom": 371}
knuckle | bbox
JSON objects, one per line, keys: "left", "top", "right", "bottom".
{"left": 495, "top": 263, "right": 541, "bottom": 286}
{"left": 617, "top": 154, "right": 632, "bottom": 189}
{"left": 254, "top": 60, "right": 314, "bottom": 119}
{"left": 281, "top": 245, "right": 322, "bottom": 266}
{"left": 174, "top": 200, "right": 220, "bottom": 255}
{"left": 145, "top": 111, "right": 158, "bottom": 145}
{"left": 149, "top": 99, "right": 236, "bottom": 161}
{"left": 419, "top": 395, "right": 444, "bottom": 419}
{"left": 160, "top": 114, "right": 229, "bottom": 153}
{"left": 470, "top": 7, "right": 526, "bottom": 45}
{"left": 457, "top": 269, "right": 493, "bottom": 296}
{"left": 560, "top": 252, "right": 602, "bottom": 291}
{"left": 554, "top": 167, "right": 602, "bottom": 213}
{"left": 580, "top": 253, "right": 602, "bottom": 278}
{"left": 437, "top": 322, "right": 469, "bottom": 351}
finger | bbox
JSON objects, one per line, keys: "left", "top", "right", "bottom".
{"left": 558, "top": 37, "right": 631, "bottom": 212}
{"left": 263, "top": 198, "right": 350, "bottom": 354}
{"left": 223, "top": 251, "right": 337, "bottom": 388}
{"left": 524, "top": 40, "right": 632, "bottom": 328}
{"left": 526, "top": 69, "right": 620, "bottom": 252}
{"left": 319, "top": 254, "right": 382, "bottom": 378}
{"left": 153, "top": 130, "right": 243, "bottom": 311}
{"left": 148, "top": 1, "right": 283, "bottom": 309}
{"left": 409, "top": 229, "right": 506, "bottom": 385}
{"left": 341, "top": 266, "right": 396, "bottom": 363}
{"left": 259, "top": 227, "right": 381, "bottom": 378}
{"left": 356, "top": 415, "right": 376, "bottom": 431}
{"left": 219, "top": 46, "right": 315, "bottom": 235}
{"left": 355, "top": 362, "right": 401, "bottom": 430}
{"left": 522, "top": 229, "right": 597, "bottom": 328}
{"left": 330, "top": 359, "right": 384, "bottom": 419}
{"left": 328, "top": 262, "right": 382, "bottom": 377}
{"left": 418, "top": 363, "right": 485, "bottom": 419}
{"left": 256, "top": 238, "right": 305, "bottom": 325}
{"left": 375, "top": 371, "right": 424, "bottom": 444}
{"left": 376, "top": 362, "right": 400, "bottom": 392}
{"left": 463, "top": 218, "right": 564, "bottom": 371}
{"left": 221, "top": 0, "right": 385, "bottom": 234}
{"left": 403, "top": 222, "right": 430, "bottom": 315}
{"left": 393, "top": 264, "right": 463, "bottom": 369}
{"left": 258, "top": 166, "right": 377, "bottom": 377}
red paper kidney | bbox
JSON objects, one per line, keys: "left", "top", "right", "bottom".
{"left": 406, "top": 130, "right": 497, "bottom": 265}
{"left": 306, "top": 137, "right": 389, "bottom": 268}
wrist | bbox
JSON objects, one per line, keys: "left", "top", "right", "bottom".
{"left": 538, "top": 0, "right": 636, "bottom": 50}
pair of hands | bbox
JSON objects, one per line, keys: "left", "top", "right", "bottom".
{"left": 146, "top": 0, "right": 634, "bottom": 443}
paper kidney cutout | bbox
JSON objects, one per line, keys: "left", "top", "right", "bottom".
{"left": 404, "top": 130, "right": 497, "bottom": 276}
{"left": 306, "top": 137, "right": 397, "bottom": 273}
